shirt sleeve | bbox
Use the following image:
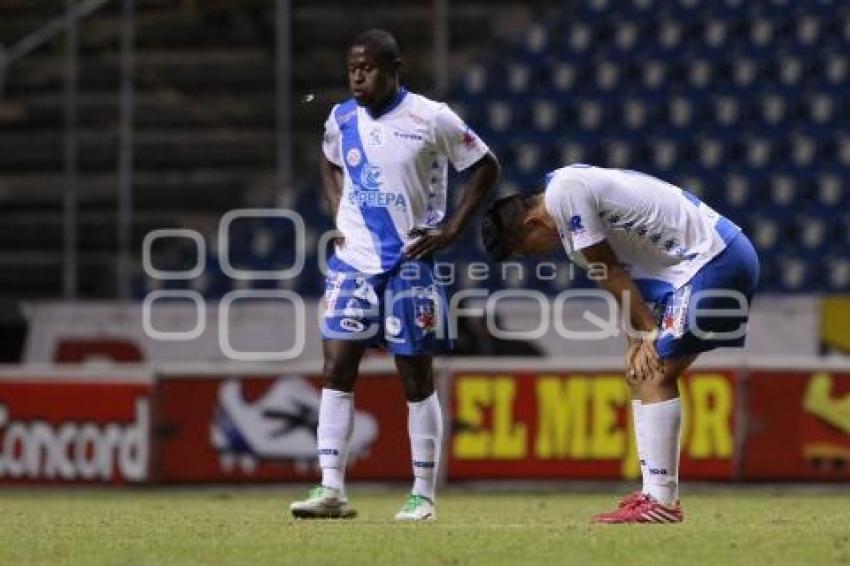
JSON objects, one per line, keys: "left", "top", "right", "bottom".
{"left": 433, "top": 104, "right": 489, "bottom": 172}
{"left": 322, "top": 106, "right": 342, "bottom": 166}
{"left": 545, "top": 176, "right": 607, "bottom": 252}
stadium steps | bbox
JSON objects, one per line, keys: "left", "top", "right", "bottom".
{"left": 0, "top": 169, "right": 251, "bottom": 210}
{"left": 0, "top": 0, "right": 524, "bottom": 302}
{"left": 0, "top": 209, "right": 218, "bottom": 297}
{"left": 0, "top": 129, "right": 276, "bottom": 170}
{"left": 0, "top": 210, "right": 216, "bottom": 248}
{"left": 0, "top": 91, "right": 274, "bottom": 130}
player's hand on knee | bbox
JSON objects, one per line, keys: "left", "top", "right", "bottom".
{"left": 625, "top": 341, "right": 642, "bottom": 385}
{"left": 629, "top": 331, "right": 662, "bottom": 382}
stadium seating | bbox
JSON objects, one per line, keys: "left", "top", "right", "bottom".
{"left": 180, "top": 0, "right": 847, "bottom": 297}
{"left": 445, "top": 0, "right": 849, "bottom": 293}
{"left": 3, "top": 1, "right": 845, "bottom": 298}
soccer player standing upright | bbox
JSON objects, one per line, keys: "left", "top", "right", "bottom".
{"left": 290, "top": 29, "right": 500, "bottom": 520}
{"left": 481, "top": 164, "right": 759, "bottom": 523}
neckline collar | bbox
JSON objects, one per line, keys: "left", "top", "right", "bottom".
{"left": 366, "top": 87, "right": 407, "bottom": 119}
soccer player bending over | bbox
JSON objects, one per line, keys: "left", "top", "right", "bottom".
{"left": 481, "top": 164, "right": 759, "bottom": 524}
{"left": 290, "top": 29, "right": 500, "bottom": 520}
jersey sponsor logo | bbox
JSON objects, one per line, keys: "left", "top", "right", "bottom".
{"left": 393, "top": 131, "right": 424, "bottom": 142}
{"left": 648, "top": 467, "right": 668, "bottom": 475}
{"left": 568, "top": 215, "right": 585, "bottom": 233}
{"left": 412, "top": 460, "right": 435, "bottom": 468}
{"left": 359, "top": 164, "right": 383, "bottom": 191}
{"left": 347, "top": 163, "right": 408, "bottom": 210}
{"left": 348, "top": 190, "right": 407, "bottom": 210}
{"left": 346, "top": 148, "right": 362, "bottom": 167}
{"left": 318, "top": 448, "right": 339, "bottom": 456}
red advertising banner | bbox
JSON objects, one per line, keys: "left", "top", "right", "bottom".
{"left": 0, "top": 379, "right": 152, "bottom": 484}
{"left": 448, "top": 370, "right": 737, "bottom": 480}
{"left": 154, "top": 374, "right": 412, "bottom": 483}
{"left": 743, "top": 370, "right": 850, "bottom": 480}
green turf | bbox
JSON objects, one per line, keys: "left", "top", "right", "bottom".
{"left": 2, "top": 488, "right": 849, "bottom": 565}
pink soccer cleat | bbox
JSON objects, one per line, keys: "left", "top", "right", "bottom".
{"left": 592, "top": 494, "right": 683, "bottom": 524}
{"left": 590, "top": 491, "right": 644, "bottom": 523}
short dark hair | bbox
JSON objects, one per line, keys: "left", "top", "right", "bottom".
{"left": 481, "top": 192, "right": 541, "bottom": 261}
{"left": 351, "top": 29, "right": 401, "bottom": 68}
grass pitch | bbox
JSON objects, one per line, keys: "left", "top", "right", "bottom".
{"left": 2, "top": 487, "right": 849, "bottom": 565}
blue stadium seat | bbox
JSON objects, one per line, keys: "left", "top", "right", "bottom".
{"left": 158, "top": 0, "right": 845, "bottom": 299}
{"left": 793, "top": 216, "right": 829, "bottom": 252}
{"left": 778, "top": 255, "right": 814, "bottom": 292}
{"left": 824, "top": 255, "right": 850, "bottom": 291}
{"left": 751, "top": 216, "right": 780, "bottom": 252}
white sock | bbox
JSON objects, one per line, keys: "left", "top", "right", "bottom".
{"left": 641, "top": 397, "right": 682, "bottom": 506}
{"left": 408, "top": 392, "right": 443, "bottom": 501}
{"left": 317, "top": 388, "right": 353, "bottom": 495}
{"left": 631, "top": 399, "right": 649, "bottom": 494}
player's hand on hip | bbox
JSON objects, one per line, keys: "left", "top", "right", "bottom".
{"left": 405, "top": 226, "right": 456, "bottom": 259}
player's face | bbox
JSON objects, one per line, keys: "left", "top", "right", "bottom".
{"left": 347, "top": 46, "right": 395, "bottom": 108}
{"left": 514, "top": 223, "right": 560, "bottom": 257}
{"left": 514, "top": 208, "right": 560, "bottom": 257}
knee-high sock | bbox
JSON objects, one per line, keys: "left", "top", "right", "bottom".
{"left": 408, "top": 392, "right": 443, "bottom": 501}
{"left": 631, "top": 399, "right": 649, "bottom": 493}
{"left": 641, "top": 397, "right": 682, "bottom": 506}
{"left": 317, "top": 388, "right": 353, "bottom": 494}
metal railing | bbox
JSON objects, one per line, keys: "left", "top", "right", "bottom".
{"left": 0, "top": 0, "right": 451, "bottom": 300}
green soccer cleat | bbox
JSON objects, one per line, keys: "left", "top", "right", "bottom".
{"left": 290, "top": 485, "right": 357, "bottom": 519}
{"left": 394, "top": 493, "right": 436, "bottom": 521}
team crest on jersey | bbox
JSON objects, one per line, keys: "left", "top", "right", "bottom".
{"left": 359, "top": 164, "right": 383, "bottom": 191}
{"left": 346, "top": 148, "right": 362, "bottom": 167}
{"left": 367, "top": 126, "right": 384, "bottom": 147}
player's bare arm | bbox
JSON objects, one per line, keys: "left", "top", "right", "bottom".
{"left": 406, "top": 152, "right": 500, "bottom": 260}
{"left": 579, "top": 239, "right": 663, "bottom": 383}
{"left": 319, "top": 155, "right": 345, "bottom": 246}
{"left": 319, "top": 155, "right": 344, "bottom": 216}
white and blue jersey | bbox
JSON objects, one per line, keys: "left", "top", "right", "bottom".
{"left": 545, "top": 164, "right": 760, "bottom": 358}
{"left": 321, "top": 89, "right": 489, "bottom": 353}
{"left": 323, "top": 88, "right": 490, "bottom": 274}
